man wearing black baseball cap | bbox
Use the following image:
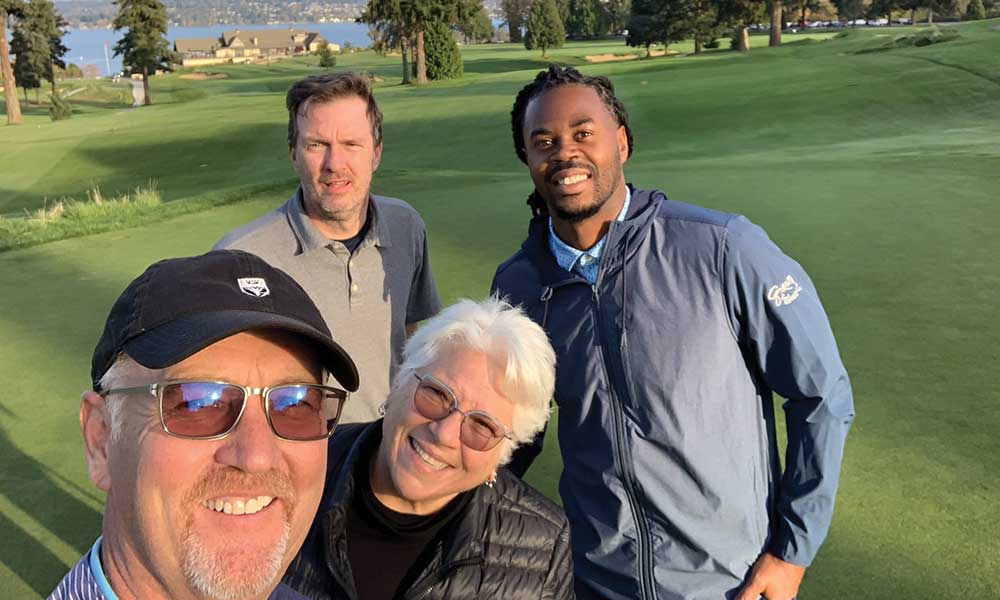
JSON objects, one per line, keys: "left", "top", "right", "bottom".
{"left": 50, "top": 250, "right": 358, "bottom": 600}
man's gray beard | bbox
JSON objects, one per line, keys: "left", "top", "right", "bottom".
{"left": 182, "top": 520, "right": 290, "bottom": 600}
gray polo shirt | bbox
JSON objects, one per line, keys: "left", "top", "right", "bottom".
{"left": 215, "top": 188, "right": 442, "bottom": 423}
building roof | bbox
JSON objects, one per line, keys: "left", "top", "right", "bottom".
{"left": 222, "top": 28, "right": 318, "bottom": 51}
{"left": 174, "top": 37, "right": 221, "bottom": 54}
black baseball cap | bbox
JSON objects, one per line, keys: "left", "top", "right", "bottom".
{"left": 91, "top": 250, "right": 359, "bottom": 392}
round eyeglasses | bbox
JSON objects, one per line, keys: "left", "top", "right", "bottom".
{"left": 103, "top": 380, "right": 349, "bottom": 441}
{"left": 412, "top": 373, "right": 513, "bottom": 451}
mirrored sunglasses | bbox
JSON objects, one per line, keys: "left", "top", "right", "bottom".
{"left": 104, "top": 380, "right": 348, "bottom": 441}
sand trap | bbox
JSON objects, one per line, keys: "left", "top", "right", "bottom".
{"left": 586, "top": 49, "right": 682, "bottom": 62}
{"left": 586, "top": 53, "right": 640, "bottom": 62}
{"left": 180, "top": 71, "right": 230, "bottom": 80}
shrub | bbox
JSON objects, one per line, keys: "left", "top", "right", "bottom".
{"left": 704, "top": 37, "right": 720, "bottom": 49}
{"left": 48, "top": 92, "right": 73, "bottom": 121}
{"left": 317, "top": 45, "right": 338, "bottom": 68}
{"left": 424, "top": 20, "right": 464, "bottom": 80}
{"left": 965, "top": 0, "right": 986, "bottom": 20}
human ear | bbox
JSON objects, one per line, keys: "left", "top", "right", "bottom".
{"left": 617, "top": 125, "right": 629, "bottom": 165}
{"left": 372, "top": 142, "right": 383, "bottom": 172}
{"left": 80, "top": 391, "right": 113, "bottom": 492}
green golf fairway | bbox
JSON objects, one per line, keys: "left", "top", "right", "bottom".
{"left": 2, "top": 22, "right": 998, "bottom": 598}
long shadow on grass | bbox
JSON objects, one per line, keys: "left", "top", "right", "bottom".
{"left": 0, "top": 424, "right": 101, "bottom": 596}
{"left": 5, "top": 123, "right": 288, "bottom": 215}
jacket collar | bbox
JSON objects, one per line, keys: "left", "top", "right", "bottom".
{"left": 520, "top": 185, "right": 664, "bottom": 288}
{"left": 318, "top": 421, "right": 488, "bottom": 587}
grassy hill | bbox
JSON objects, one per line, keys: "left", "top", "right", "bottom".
{"left": 2, "top": 22, "right": 999, "bottom": 598}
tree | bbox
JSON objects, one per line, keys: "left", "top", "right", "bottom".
{"left": 1, "top": 0, "right": 24, "bottom": 124}
{"left": 788, "top": 0, "right": 823, "bottom": 26}
{"left": 867, "top": 0, "right": 900, "bottom": 25}
{"left": 716, "top": 0, "right": 765, "bottom": 51}
{"left": 923, "top": 0, "right": 958, "bottom": 22}
{"left": 361, "top": 8, "right": 413, "bottom": 84}
{"left": 112, "top": 0, "right": 176, "bottom": 106}
{"left": 501, "top": 0, "right": 530, "bottom": 42}
{"left": 769, "top": 0, "right": 783, "bottom": 46}
{"left": 457, "top": 3, "right": 493, "bottom": 42}
{"left": 11, "top": 0, "right": 51, "bottom": 102}
{"left": 965, "top": 0, "right": 986, "bottom": 19}
{"left": 316, "top": 44, "right": 337, "bottom": 67}
{"left": 361, "top": 0, "right": 467, "bottom": 84}
{"left": 46, "top": 1, "right": 68, "bottom": 93}
{"left": 833, "top": 0, "right": 866, "bottom": 22}
{"left": 524, "top": 0, "right": 565, "bottom": 56}
{"left": 48, "top": 88, "right": 71, "bottom": 120}
{"left": 566, "top": 0, "right": 604, "bottom": 37}
{"left": 604, "top": 0, "right": 632, "bottom": 33}
{"left": 424, "top": 18, "right": 463, "bottom": 79}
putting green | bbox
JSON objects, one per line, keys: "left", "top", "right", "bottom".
{"left": 2, "top": 21, "right": 998, "bottom": 598}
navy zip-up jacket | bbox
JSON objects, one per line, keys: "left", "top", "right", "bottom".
{"left": 491, "top": 187, "right": 855, "bottom": 600}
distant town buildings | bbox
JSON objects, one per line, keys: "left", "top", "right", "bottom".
{"left": 174, "top": 29, "right": 338, "bottom": 67}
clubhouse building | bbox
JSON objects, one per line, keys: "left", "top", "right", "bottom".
{"left": 174, "top": 28, "right": 338, "bottom": 67}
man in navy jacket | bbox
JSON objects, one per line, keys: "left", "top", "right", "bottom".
{"left": 492, "top": 66, "right": 855, "bottom": 600}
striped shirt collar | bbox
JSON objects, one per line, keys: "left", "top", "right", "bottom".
{"left": 548, "top": 188, "right": 632, "bottom": 284}
{"left": 88, "top": 537, "right": 118, "bottom": 599}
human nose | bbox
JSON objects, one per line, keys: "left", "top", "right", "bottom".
{"left": 214, "top": 394, "right": 282, "bottom": 473}
{"left": 551, "top": 135, "right": 580, "bottom": 162}
{"left": 322, "top": 145, "right": 347, "bottom": 172}
{"left": 427, "top": 408, "right": 464, "bottom": 449}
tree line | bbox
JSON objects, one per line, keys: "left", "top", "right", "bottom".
{"left": 3, "top": 0, "right": 175, "bottom": 124}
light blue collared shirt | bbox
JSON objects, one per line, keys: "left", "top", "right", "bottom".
{"left": 89, "top": 537, "right": 117, "bottom": 599}
{"left": 548, "top": 188, "right": 632, "bottom": 284}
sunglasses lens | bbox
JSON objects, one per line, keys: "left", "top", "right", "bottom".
{"left": 161, "top": 382, "right": 244, "bottom": 438}
{"left": 268, "top": 385, "right": 345, "bottom": 440}
{"left": 414, "top": 382, "right": 453, "bottom": 420}
{"left": 462, "top": 414, "right": 502, "bottom": 451}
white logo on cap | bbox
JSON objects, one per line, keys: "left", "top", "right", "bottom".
{"left": 238, "top": 278, "right": 270, "bottom": 298}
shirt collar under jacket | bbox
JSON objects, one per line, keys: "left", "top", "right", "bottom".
{"left": 88, "top": 537, "right": 118, "bottom": 600}
{"left": 287, "top": 186, "right": 392, "bottom": 255}
{"left": 548, "top": 187, "right": 631, "bottom": 284}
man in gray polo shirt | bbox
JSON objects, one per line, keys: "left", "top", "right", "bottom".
{"left": 216, "top": 72, "right": 442, "bottom": 423}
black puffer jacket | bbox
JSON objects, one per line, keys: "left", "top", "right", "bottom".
{"left": 283, "top": 421, "right": 575, "bottom": 600}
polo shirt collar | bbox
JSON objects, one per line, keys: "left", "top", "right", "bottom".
{"left": 286, "top": 187, "right": 392, "bottom": 255}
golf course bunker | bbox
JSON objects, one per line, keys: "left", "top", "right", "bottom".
{"left": 586, "top": 49, "right": 680, "bottom": 62}
{"left": 180, "top": 71, "right": 230, "bottom": 80}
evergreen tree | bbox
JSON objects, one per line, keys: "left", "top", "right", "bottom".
{"left": 524, "top": 0, "right": 565, "bottom": 56}
{"left": 833, "top": 0, "right": 866, "bottom": 23}
{"left": 316, "top": 44, "right": 337, "bottom": 67}
{"left": 566, "top": 0, "right": 604, "bottom": 38}
{"left": 626, "top": 0, "right": 695, "bottom": 53}
{"left": 47, "top": 1, "right": 68, "bottom": 92}
{"left": 1, "top": 0, "right": 24, "bottom": 124}
{"left": 10, "top": 0, "right": 51, "bottom": 102}
{"left": 424, "top": 18, "right": 463, "bottom": 79}
{"left": 965, "top": 0, "right": 986, "bottom": 19}
{"left": 555, "top": 0, "right": 571, "bottom": 24}
{"left": 112, "top": 0, "right": 176, "bottom": 106}
{"left": 360, "top": 0, "right": 467, "bottom": 84}
{"left": 501, "top": 0, "right": 530, "bottom": 42}
{"left": 457, "top": 3, "right": 493, "bottom": 42}
{"left": 48, "top": 88, "right": 71, "bottom": 120}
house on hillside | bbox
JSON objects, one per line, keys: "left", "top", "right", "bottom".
{"left": 174, "top": 29, "right": 339, "bottom": 67}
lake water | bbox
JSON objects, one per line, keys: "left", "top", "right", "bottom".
{"left": 63, "top": 22, "right": 373, "bottom": 76}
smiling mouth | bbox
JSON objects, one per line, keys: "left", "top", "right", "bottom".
{"left": 202, "top": 495, "right": 275, "bottom": 516}
{"left": 409, "top": 436, "right": 451, "bottom": 470}
{"left": 555, "top": 173, "right": 591, "bottom": 186}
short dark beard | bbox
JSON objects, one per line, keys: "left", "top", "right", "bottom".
{"left": 544, "top": 164, "right": 623, "bottom": 224}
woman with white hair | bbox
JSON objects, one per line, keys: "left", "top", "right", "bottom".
{"left": 284, "top": 297, "right": 574, "bottom": 600}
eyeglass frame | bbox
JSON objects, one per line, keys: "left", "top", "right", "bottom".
{"left": 411, "top": 372, "right": 514, "bottom": 451}
{"left": 102, "top": 379, "right": 350, "bottom": 442}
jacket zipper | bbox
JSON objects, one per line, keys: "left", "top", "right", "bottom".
{"left": 406, "top": 557, "right": 483, "bottom": 600}
{"left": 592, "top": 283, "right": 657, "bottom": 600}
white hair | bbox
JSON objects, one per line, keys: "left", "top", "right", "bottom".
{"left": 98, "top": 354, "right": 144, "bottom": 443}
{"left": 394, "top": 297, "right": 556, "bottom": 464}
